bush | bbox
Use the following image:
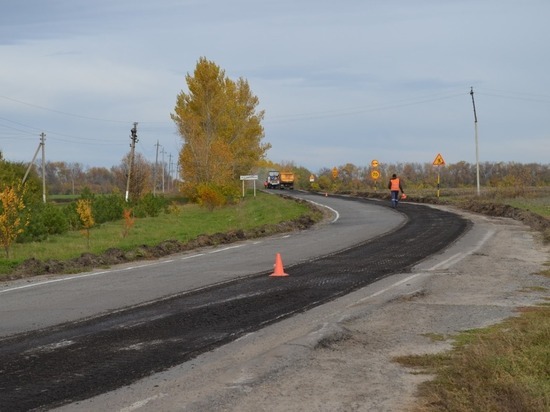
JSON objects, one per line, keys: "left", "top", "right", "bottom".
{"left": 133, "top": 193, "right": 169, "bottom": 218}
{"left": 92, "top": 193, "right": 125, "bottom": 224}
{"left": 63, "top": 202, "right": 81, "bottom": 230}
{"left": 19, "top": 202, "right": 69, "bottom": 242}
{"left": 196, "top": 184, "right": 227, "bottom": 211}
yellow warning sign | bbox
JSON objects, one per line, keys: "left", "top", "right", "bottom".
{"left": 371, "top": 170, "right": 380, "bottom": 180}
{"left": 433, "top": 153, "right": 446, "bottom": 166}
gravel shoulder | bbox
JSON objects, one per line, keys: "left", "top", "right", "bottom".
{"left": 58, "top": 204, "right": 550, "bottom": 412}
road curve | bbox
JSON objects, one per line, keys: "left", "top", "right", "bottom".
{"left": 0, "top": 195, "right": 469, "bottom": 411}
{"left": 0, "top": 192, "right": 402, "bottom": 337}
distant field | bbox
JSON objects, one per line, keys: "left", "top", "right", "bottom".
{"left": 412, "top": 186, "right": 550, "bottom": 218}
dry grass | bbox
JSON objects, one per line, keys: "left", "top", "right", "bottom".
{"left": 395, "top": 306, "right": 550, "bottom": 412}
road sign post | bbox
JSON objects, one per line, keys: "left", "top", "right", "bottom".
{"left": 240, "top": 175, "right": 258, "bottom": 197}
{"left": 432, "top": 154, "right": 446, "bottom": 198}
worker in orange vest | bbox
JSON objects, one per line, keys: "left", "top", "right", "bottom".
{"left": 388, "top": 173, "right": 405, "bottom": 208}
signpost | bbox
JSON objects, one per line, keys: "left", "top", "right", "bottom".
{"left": 371, "top": 159, "right": 380, "bottom": 191}
{"left": 240, "top": 175, "right": 258, "bottom": 197}
{"left": 432, "top": 153, "right": 446, "bottom": 198}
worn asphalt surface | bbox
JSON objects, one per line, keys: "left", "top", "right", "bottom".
{"left": 0, "top": 197, "right": 470, "bottom": 411}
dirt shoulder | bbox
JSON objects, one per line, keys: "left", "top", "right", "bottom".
{"left": 59, "top": 204, "right": 550, "bottom": 412}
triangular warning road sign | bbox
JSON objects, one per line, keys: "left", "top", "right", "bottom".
{"left": 433, "top": 153, "right": 446, "bottom": 166}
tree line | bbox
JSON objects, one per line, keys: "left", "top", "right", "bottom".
{"left": 36, "top": 153, "right": 177, "bottom": 198}
{"left": 310, "top": 161, "right": 550, "bottom": 193}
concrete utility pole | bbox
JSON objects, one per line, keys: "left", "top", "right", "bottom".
{"left": 470, "top": 87, "right": 481, "bottom": 196}
{"left": 153, "top": 140, "right": 160, "bottom": 195}
{"left": 40, "top": 132, "right": 46, "bottom": 203}
{"left": 125, "top": 122, "right": 138, "bottom": 202}
{"left": 167, "top": 153, "right": 172, "bottom": 192}
{"left": 160, "top": 147, "right": 166, "bottom": 193}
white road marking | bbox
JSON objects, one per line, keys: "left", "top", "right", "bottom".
{"left": 0, "top": 253, "right": 206, "bottom": 294}
{"left": 118, "top": 393, "right": 167, "bottom": 412}
{"left": 427, "top": 229, "right": 495, "bottom": 271}
{"left": 352, "top": 228, "right": 496, "bottom": 305}
{"left": 307, "top": 199, "right": 340, "bottom": 223}
{"left": 209, "top": 245, "right": 243, "bottom": 254}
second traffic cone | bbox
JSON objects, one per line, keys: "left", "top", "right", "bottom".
{"left": 270, "top": 253, "right": 289, "bottom": 277}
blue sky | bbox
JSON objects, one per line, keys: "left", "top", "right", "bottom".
{"left": 1, "top": 0, "right": 549, "bottom": 173}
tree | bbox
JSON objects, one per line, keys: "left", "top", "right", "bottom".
{"left": 0, "top": 184, "right": 28, "bottom": 257}
{"left": 171, "top": 57, "right": 271, "bottom": 201}
{"left": 76, "top": 199, "right": 94, "bottom": 249}
{"left": 111, "top": 153, "right": 152, "bottom": 200}
{"left": 86, "top": 166, "right": 117, "bottom": 194}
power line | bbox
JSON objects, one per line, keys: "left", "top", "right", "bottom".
{"left": 264, "top": 91, "right": 466, "bottom": 124}
{"left": 0, "top": 93, "right": 170, "bottom": 124}
{"left": 475, "top": 87, "right": 550, "bottom": 103}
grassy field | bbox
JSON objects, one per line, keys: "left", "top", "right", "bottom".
{"left": 0, "top": 191, "right": 314, "bottom": 275}
{"left": 421, "top": 186, "right": 550, "bottom": 218}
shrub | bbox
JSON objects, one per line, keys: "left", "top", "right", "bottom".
{"left": 133, "top": 193, "right": 169, "bottom": 218}
{"left": 196, "top": 184, "right": 227, "bottom": 211}
{"left": 92, "top": 193, "right": 125, "bottom": 224}
{"left": 19, "top": 201, "right": 69, "bottom": 242}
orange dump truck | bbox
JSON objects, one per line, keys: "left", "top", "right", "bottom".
{"left": 279, "top": 171, "right": 295, "bottom": 190}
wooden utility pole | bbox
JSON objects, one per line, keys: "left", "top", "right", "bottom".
{"left": 22, "top": 133, "right": 47, "bottom": 203}
{"left": 125, "top": 122, "right": 138, "bottom": 202}
{"left": 470, "top": 87, "right": 480, "bottom": 196}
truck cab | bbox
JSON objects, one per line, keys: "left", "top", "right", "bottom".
{"left": 266, "top": 170, "right": 280, "bottom": 189}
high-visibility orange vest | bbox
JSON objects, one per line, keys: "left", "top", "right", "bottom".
{"left": 390, "top": 178, "right": 400, "bottom": 191}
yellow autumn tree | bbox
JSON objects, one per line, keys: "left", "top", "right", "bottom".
{"left": 76, "top": 199, "right": 94, "bottom": 249}
{"left": 171, "top": 57, "right": 271, "bottom": 203}
{"left": 0, "top": 184, "right": 28, "bottom": 258}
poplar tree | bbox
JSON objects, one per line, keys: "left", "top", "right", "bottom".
{"left": 171, "top": 57, "right": 271, "bottom": 201}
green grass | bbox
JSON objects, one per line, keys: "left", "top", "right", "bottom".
{"left": 502, "top": 196, "right": 550, "bottom": 218}
{"left": 395, "top": 306, "right": 550, "bottom": 411}
{"left": 0, "top": 191, "right": 314, "bottom": 275}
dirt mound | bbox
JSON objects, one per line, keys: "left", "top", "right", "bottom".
{"left": 349, "top": 190, "right": 550, "bottom": 236}
{"left": 457, "top": 200, "right": 550, "bottom": 233}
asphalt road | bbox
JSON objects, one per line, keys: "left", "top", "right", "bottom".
{"left": 0, "top": 192, "right": 403, "bottom": 337}
{"left": 0, "top": 193, "right": 469, "bottom": 411}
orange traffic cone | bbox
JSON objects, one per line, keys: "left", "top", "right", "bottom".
{"left": 270, "top": 253, "right": 289, "bottom": 277}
